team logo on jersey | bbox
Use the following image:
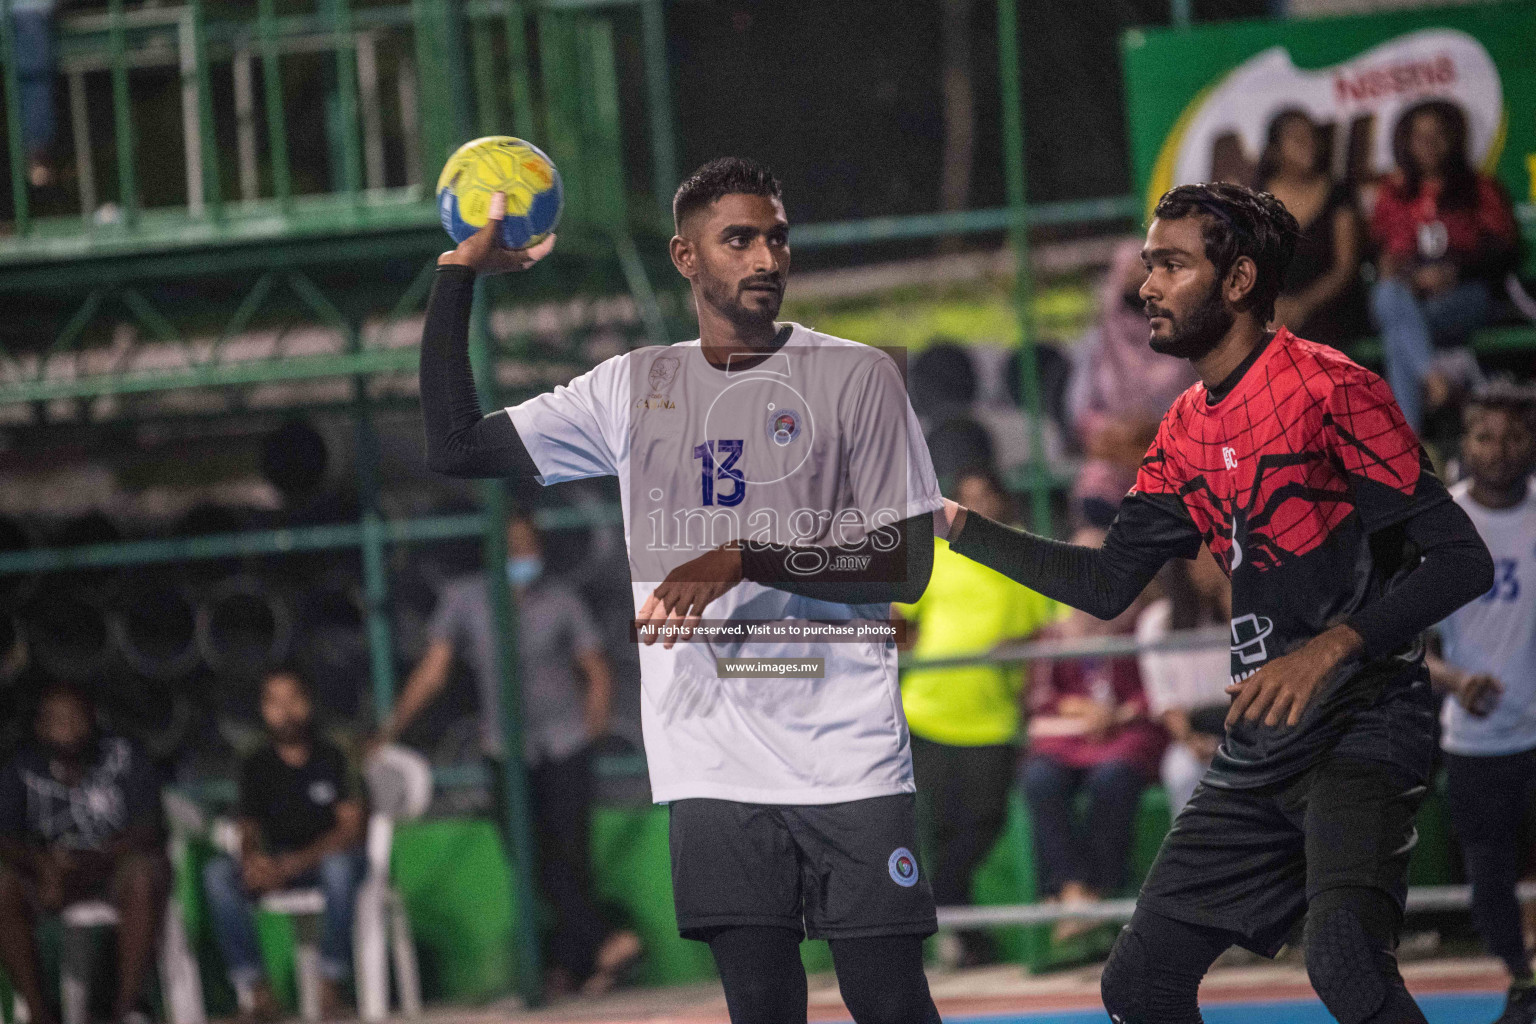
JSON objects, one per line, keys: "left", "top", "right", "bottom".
{"left": 636, "top": 355, "right": 679, "bottom": 411}
{"left": 888, "top": 847, "right": 919, "bottom": 887}
{"left": 766, "top": 407, "right": 802, "bottom": 447}
{"left": 1230, "top": 613, "right": 1274, "bottom": 667}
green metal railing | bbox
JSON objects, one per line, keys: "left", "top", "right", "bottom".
{"left": 0, "top": 0, "right": 665, "bottom": 256}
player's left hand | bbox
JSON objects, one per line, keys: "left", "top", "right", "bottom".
{"left": 1225, "top": 623, "right": 1363, "bottom": 729}
{"left": 637, "top": 544, "right": 744, "bottom": 650}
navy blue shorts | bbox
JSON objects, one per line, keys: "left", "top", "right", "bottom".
{"left": 667, "top": 793, "right": 938, "bottom": 941}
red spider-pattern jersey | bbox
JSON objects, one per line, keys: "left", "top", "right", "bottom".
{"left": 1131, "top": 328, "right": 1451, "bottom": 787}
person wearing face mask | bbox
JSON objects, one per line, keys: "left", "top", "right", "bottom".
{"left": 376, "top": 509, "right": 639, "bottom": 999}
{"left": 0, "top": 682, "right": 170, "bottom": 1024}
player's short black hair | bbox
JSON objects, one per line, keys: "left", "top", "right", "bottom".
{"left": 1465, "top": 378, "right": 1536, "bottom": 433}
{"left": 1153, "top": 181, "right": 1300, "bottom": 325}
{"left": 672, "top": 157, "right": 782, "bottom": 231}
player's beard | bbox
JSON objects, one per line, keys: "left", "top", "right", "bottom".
{"left": 1148, "top": 279, "right": 1233, "bottom": 361}
{"left": 267, "top": 717, "right": 313, "bottom": 746}
{"left": 699, "top": 270, "right": 783, "bottom": 335}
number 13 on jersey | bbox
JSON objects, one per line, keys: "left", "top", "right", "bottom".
{"left": 695, "top": 439, "right": 746, "bottom": 507}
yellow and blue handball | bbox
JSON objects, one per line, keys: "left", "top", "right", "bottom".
{"left": 436, "top": 136, "right": 563, "bottom": 249}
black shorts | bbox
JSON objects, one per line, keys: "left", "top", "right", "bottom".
{"left": 667, "top": 793, "right": 938, "bottom": 942}
{"left": 1137, "top": 756, "right": 1427, "bottom": 957}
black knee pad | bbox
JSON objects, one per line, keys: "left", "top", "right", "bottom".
{"left": 1101, "top": 909, "right": 1230, "bottom": 1024}
{"left": 1304, "top": 887, "right": 1407, "bottom": 1024}
{"left": 1100, "top": 923, "right": 1150, "bottom": 1022}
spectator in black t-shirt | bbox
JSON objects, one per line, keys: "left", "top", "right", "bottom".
{"left": 0, "top": 682, "right": 170, "bottom": 1024}
{"left": 203, "top": 669, "right": 364, "bottom": 1023}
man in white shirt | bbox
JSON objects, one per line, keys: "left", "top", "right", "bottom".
{"left": 1428, "top": 383, "right": 1536, "bottom": 1024}
{"left": 417, "top": 158, "right": 945, "bottom": 1023}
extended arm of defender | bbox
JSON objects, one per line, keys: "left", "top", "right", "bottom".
{"left": 948, "top": 493, "right": 1198, "bottom": 619}
{"left": 419, "top": 265, "right": 540, "bottom": 478}
{"left": 740, "top": 513, "right": 934, "bottom": 605}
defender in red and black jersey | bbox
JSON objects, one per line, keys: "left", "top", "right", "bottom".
{"left": 1136, "top": 325, "right": 1451, "bottom": 789}
{"left": 939, "top": 183, "right": 1492, "bottom": 1024}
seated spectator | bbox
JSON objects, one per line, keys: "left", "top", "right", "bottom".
{"left": 1067, "top": 240, "right": 1197, "bottom": 519}
{"left": 1020, "top": 526, "right": 1165, "bottom": 942}
{"left": 1136, "top": 549, "right": 1231, "bottom": 818}
{"left": 0, "top": 682, "right": 170, "bottom": 1024}
{"left": 1256, "top": 109, "right": 1366, "bottom": 345}
{"left": 203, "top": 668, "right": 365, "bottom": 1023}
{"left": 895, "top": 469, "right": 1060, "bottom": 967}
{"left": 1426, "top": 383, "right": 1536, "bottom": 1023}
{"left": 1369, "top": 99, "right": 1520, "bottom": 433}
{"left": 910, "top": 340, "right": 979, "bottom": 429}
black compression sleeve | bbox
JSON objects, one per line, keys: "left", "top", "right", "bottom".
{"left": 739, "top": 513, "right": 933, "bottom": 605}
{"left": 950, "top": 494, "right": 1199, "bottom": 619}
{"left": 1345, "top": 498, "right": 1495, "bottom": 660}
{"left": 419, "top": 265, "right": 539, "bottom": 478}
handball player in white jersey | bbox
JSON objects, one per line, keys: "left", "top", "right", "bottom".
{"left": 418, "top": 158, "right": 946, "bottom": 1024}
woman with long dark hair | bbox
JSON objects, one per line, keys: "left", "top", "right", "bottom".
{"left": 1255, "top": 109, "right": 1365, "bottom": 345}
{"left": 1369, "top": 99, "right": 1519, "bottom": 432}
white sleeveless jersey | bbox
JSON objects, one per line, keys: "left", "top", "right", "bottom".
{"left": 1439, "top": 478, "right": 1536, "bottom": 756}
{"left": 508, "top": 323, "right": 945, "bottom": 803}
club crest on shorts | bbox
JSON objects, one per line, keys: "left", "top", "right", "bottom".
{"left": 766, "top": 407, "right": 801, "bottom": 447}
{"left": 888, "top": 847, "right": 919, "bottom": 887}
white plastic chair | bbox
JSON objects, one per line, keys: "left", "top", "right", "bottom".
{"left": 55, "top": 899, "right": 205, "bottom": 1024}
{"left": 29, "top": 792, "right": 209, "bottom": 1024}
{"left": 213, "top": 744, "right": 429, "bottom": 1022}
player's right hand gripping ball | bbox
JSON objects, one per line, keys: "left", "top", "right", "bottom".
{"left": 437, "top": 136, "right": 563, "bottom": 249}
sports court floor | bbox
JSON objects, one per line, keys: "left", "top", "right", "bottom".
{"left": 935, "top": 994, "right": 1502, "bottom": 1022}
{"left": 400, "top": 955, "right": 1511, "bottom": 1024}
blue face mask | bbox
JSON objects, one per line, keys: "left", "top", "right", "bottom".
{"left": 506, "top": 556, "right": 543, "bottom": 588}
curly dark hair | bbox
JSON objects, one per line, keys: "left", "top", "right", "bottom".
{"left": 1153, "top": 181, "right": 1300, "bottom": 325}
{"left": 672, "top": 157, "right": 782, "bottom": 231}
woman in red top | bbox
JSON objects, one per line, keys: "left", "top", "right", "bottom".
{"left": 1368, "top": 99, "right": 1519, "bottom": 433}
{"left": 1020, "top": 526, "right": 1166, "bottom": 940}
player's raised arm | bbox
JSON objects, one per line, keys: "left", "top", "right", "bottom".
{"left": 420, "top": 191, "right": 553, "bottom": 479}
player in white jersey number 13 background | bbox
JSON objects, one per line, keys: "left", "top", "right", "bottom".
{"left": 418, "top": 158, "right": 947, "bottom": 1023}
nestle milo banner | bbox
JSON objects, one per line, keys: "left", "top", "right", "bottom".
{"left": 1121, "top": 3, "right": 1536, "bottom": 219}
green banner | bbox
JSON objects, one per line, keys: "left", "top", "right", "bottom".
{"left": 1121, "top": 3, "right": 1536, "bottom": 220}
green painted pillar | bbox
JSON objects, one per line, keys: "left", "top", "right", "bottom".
{"left": 470, "top": 278, "right": 544, "bottom": 1005}
{"left": 0, "top": 0, "right": 27, "bottom": 237}
{"left": 996, "top": 0, "right": 1053, "bottom": 536}
{"left": 351, "top": 325, "right": 397, "bottom": 724}
{"left": 640, "top": 0, "right": 677, "bottom": 221}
